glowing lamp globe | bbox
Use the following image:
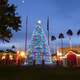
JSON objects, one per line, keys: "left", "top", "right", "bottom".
{"left": 37, "top": 20, "right": 41, "bottom": 24}
{"left": 20, "top": 51, "right": 25, "bottom": 57}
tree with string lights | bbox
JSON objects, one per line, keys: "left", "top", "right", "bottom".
{"left": 28, "top": 20, "right": 52, "bottom": 64}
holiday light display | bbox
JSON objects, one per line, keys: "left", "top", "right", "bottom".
{"left": 28, "top": 20, "right": 52, "bottom": 64}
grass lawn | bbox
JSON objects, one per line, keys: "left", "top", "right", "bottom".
{"left": 0, "top": 65, "right": 80, "bottom": 80}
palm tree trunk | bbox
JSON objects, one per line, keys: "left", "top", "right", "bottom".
{"left": 53, "top": 42, "right": 56, "bottom": 53}
{"left": 69, "top": 37, "right": 72, "bottom": 49}
{"left": 61, "top": 39, "right": 63, "bottom": 54}
{"left": 79, "top": 37, "right": 80, "bottom": 47}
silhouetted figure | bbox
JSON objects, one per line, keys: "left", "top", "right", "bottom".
{"left": 33, "top": 59, "right": 36, "bottom": 66}
{"left": 6, "top": 54, "right": 9, "bottom": 64}
{"left": 42, "top": 59, "right": 45, "bottom": 65}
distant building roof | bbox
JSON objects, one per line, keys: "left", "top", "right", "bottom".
{"left": 0, "top": 50, "right": 4, "bottom": 53}
{"left": 58, "top": 46, "right": 80, "bottom": 56}
{"left": 0, "top": 49, "right": 16, "bottom": 54}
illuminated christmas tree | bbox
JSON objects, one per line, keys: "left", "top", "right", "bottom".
{"left": 28, "top": 20, "right": 52, "bottom": 64}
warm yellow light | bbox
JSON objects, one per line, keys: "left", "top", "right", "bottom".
{"left": 59, "top": 56, "right": 64, "bottom": 60}
{"left": 62, "top": 56, "right": 66, "bottom": 58}
{"left": 2, "top": 56, "right": 6, "bottom": 60}
{"left": 17, "top": 51, "right": 20, "bottom": 54}
{"left": 20, "top": 51, "right": 25, "bottom": 57}
{"left": 57, "top": 50, "right": 62, "bottom": 56}
{"left": 9, "top": 55, "right": 13, "bottom": 60}
{"left": 76, "top": 54, "right": 80, "bottom": 57}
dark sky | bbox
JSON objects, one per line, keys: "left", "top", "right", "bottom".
{"left": 1, "top": 0, "right": 80, "bottom": 51}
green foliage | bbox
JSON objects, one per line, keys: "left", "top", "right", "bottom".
{"left": 0, "top": 0, "right": 21, "bottom": 42}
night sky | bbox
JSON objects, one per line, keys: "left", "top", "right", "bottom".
{"left": 1, "top": 0, "right": 80, "bottom": 51}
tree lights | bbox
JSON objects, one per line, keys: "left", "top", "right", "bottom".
{"left": 28, "top": 20, "right": 52, "bottom": 64}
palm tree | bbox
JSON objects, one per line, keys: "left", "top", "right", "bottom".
{"left": 51, "top": 36, "right": 56, "bottom": 41}
{"left": 58, "top": 33, "right": 64, "bottom": 54}
{"left": 77, "top": 29, "right": 80, "bottom": 36}
{"left": 77, "top": 29, "right": 80, "bottom": 46}
{"left": 66, "top": 29, "right": 73, "bottom": 49}
{"left": 51, "top": 35, "right": 56, "bottom": 53}
{"left": 11, "top": 45, "right": 16, "bottom": 52}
